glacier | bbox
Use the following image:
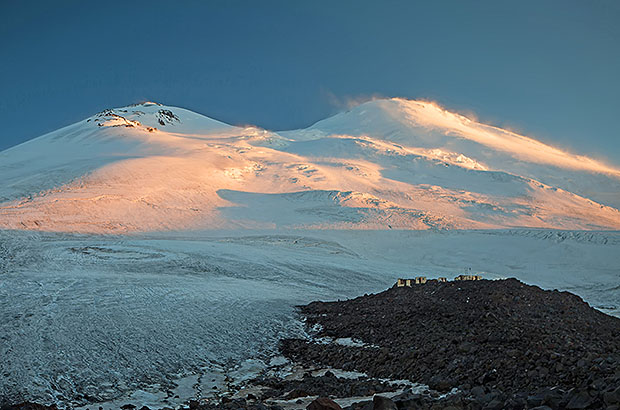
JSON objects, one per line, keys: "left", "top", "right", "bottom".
{"left": 1, "top": 228, "right": 619, "bottom": 406}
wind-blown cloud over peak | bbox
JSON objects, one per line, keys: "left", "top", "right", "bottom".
{"left": 312, "top": 97, "right": 620, "bottom": 177}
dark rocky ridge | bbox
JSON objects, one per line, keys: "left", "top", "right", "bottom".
{"left": 281, "top": 278, "right": 620, "bottom": 409}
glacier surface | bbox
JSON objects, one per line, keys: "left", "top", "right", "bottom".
{"left": 1, "top": 228, "right": 619, "bottom": 406}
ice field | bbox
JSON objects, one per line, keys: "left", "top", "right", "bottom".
{"left": 1, "top": 228, "right": 619, "bottom": 406}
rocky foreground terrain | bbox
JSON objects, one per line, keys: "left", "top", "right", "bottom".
{"left": 4, "top": 279, "right": 619, "bottom": 410}
{"left": 281, "top": 278, "right": 620, "bottom": 409}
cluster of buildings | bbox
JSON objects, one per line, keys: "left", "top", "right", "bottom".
{"left": 396, "top": 274, "right": 482, "bottom": 287}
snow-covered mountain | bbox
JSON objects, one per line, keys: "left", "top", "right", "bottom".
{"left": 2, "top": 99, "right": 620, "bottom": 407}
{"left": 1, "top": 99, "right": 619, "bottom": 233}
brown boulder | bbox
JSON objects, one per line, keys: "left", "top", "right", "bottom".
{"left": 372, "top": 395, "right": 397, "bottom": 410}
{"left": 307, "top": 397, "right": 342, "bottom": 410}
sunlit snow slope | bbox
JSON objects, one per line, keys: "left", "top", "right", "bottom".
{"left": 1, "top": 99, "right": 619, "bottom": 233}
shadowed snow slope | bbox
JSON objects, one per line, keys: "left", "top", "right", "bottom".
{"left": 1, "top": 99, "right": 619, "bottom": 233}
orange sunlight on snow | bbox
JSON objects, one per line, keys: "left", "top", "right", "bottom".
{"left": 393, "top": 99, "right": 620, "bottom": 177}
{"left": 1, "top": 100, "right": 619, "bottom": 234}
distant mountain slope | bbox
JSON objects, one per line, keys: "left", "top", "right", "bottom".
{"left": 1, "top": 99, "right": 619, "bottom": 233}
{"left": 288, "top": 98, "right": 620, "bottom": 209}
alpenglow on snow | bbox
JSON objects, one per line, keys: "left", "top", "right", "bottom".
{"left": 1, "top": 98, "right": 619, "bottom": 233}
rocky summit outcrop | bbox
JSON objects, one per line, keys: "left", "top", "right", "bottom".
{"left": 281, "top": 279, "right": 620, "bottom": 409}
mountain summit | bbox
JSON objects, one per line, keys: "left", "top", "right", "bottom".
{"left": 1, "top": 99, "right": 619, "bottom": 233}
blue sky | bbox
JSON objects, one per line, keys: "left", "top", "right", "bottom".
{"left": 1, "top": 0, "right": 619, "bottom": 163}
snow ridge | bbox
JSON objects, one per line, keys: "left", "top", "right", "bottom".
{"left": 1, "top": 98, "right": 619, "bottom": 233}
